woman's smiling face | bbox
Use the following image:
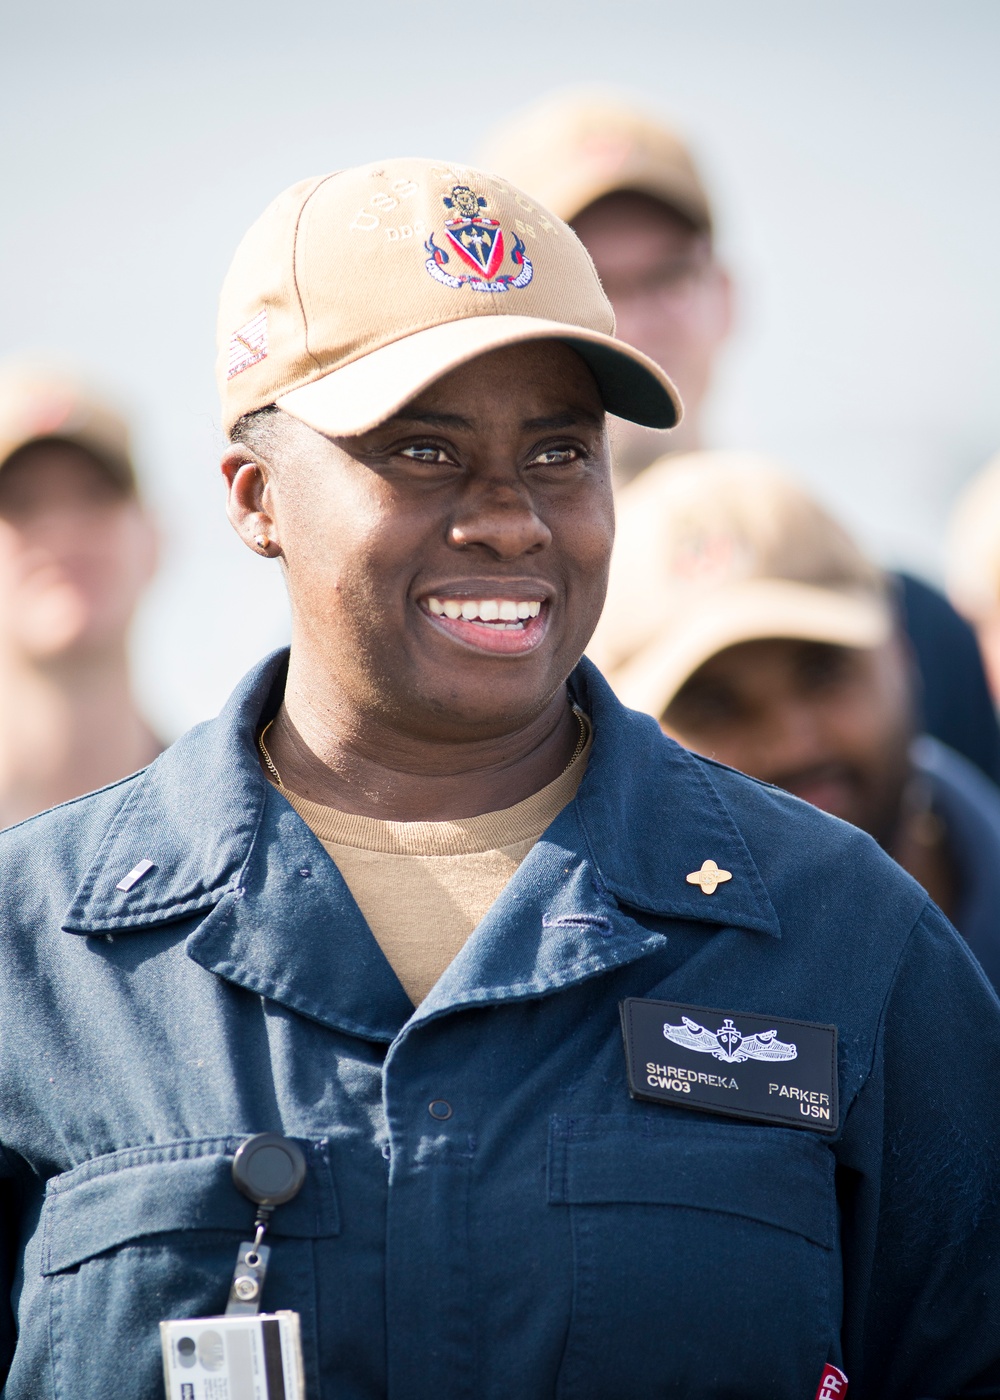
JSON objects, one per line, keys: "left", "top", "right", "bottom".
{"left": 231, "top": 340, "right": 614, "bottom": 744}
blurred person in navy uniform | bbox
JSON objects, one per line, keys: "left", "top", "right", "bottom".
{"left": 946, "top": 450, "right": 1000, "bottom": 702}
{"left": 0, "top": 368, "right": 161, "bottom": 824}
{"left": 591, "top": 452, "right": 1000, "bottom": 992}
{"left": 482, "top": 93, "right": 1000, "bottom": 785}
{"left": 1, "top": 161, "right": 1000, "bottom": 1399}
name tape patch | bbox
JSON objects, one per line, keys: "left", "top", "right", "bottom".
{"left": 621, "top": 998, "right": 838, "bottom": 1134}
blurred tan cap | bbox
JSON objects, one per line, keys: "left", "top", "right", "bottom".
{"left": 478, "top": 92, "right": 713, "bottom": 232}
{"left": 588, "top": 452, "right": 893, "bottom": 720}
{"left": 945, "top": 452, "right": 1000, "bottom": 621}
{"left": 0, "top": 366, "right": 136, "bottom": 491}
{"left": 217, "top": 157, "right": 682, "bottom": 438}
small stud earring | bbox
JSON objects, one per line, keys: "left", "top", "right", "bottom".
{"left": 254, "top": 534, "right": 269, "bottom": 552}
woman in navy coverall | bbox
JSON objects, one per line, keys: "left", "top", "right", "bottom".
{"left": 0, "top": 157, "right": 999, "bottom": 1399}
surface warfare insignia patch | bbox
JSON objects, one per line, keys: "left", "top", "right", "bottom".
{"left": 664, "top": 1015, "right": 797, "bottom": 1064}
{"left": 621, "top": 998, "right": 838, "bottom": 1134}
{"left": 425, "top": 185, "right": 533, "bottom": 293}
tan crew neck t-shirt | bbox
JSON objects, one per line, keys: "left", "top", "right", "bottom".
{"left": 271, "top": 726, "right": 591, "bottom": 1007}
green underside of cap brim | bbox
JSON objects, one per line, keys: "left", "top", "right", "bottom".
{"left": 559, "top": 337, "right": 679, "bottom": 429}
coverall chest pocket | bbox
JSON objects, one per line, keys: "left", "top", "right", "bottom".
{"left": 37, "top": 1136, "right": 339, "bottom": 1400}
{"left": 548, "top": 1114, "right": 838, "bottom": 1400}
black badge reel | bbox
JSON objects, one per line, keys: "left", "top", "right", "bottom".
{"left": 160, "top": 1134, "right": 308, "bottom": 1400}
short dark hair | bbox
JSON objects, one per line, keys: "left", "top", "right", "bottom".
{"left": 229, "top": 404, "right": 282, "bottom": 456}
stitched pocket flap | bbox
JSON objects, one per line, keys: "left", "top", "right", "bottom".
{"left": 548, "top": 1115, "right": 835, "bottom": 1249}
{"left": 41, "top": 1136, "right": 340, "bottom": 1274}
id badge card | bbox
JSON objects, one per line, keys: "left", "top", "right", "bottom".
{"left": 160, "top": 1311, "right": 305, "bottom": 1400}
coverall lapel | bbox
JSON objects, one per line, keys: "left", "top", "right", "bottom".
{"left": 61, "top": 651, "right": 779, "bottom": 1039}
{"left": 413, "top": 663, "right": 780, "bottom": 1020}
{"left": 62, "top": 650, "right": 414, "bottom": 1040}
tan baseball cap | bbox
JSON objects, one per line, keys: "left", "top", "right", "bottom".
{"left": 587, "top": 452, "right": 894, "bottom": 720}
{"left": 0, "top": 367, "right": 136, "bottom": 492}
{"left": 946, "top": 452, "right": 1000, "bottom": 621}
{"left": 478, "top": 92, "right": 713, "bottom": 233}
{"left": 217, "top": 158, "right": 682, "bottom": 439}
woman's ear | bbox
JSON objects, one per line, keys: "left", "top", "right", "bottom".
{"left": 220, "top": 445, "right": 280, "bottom": 558}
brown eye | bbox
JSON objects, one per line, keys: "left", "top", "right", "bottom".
{"left": 796, "top": 644, "right": 854, "bottom": 693}
{"left": 399, "top": 445, "right": 449, "bottom": 464}
{"left": 531, "top": 446, "right": 579, "bottom": 467}
{"left": 667, "top": 680, "right": 743, "bottom": 730}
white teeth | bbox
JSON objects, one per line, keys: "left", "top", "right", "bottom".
{"left": 426, "top": 596, "right": 544, "bottom": 623}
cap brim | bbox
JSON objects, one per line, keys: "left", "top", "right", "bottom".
{"left": 275, "top": 315, "right": 681, "bottom": 438}
{"left": 604, "top": 579, "right": 894, "bottom": 721}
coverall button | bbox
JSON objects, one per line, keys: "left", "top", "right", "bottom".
{"left": 428, "top": 1099, "right": 453, "bottom": 1120}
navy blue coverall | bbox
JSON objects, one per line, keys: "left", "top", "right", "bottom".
{"left": 1, "top": 652, "right": 999, "bottom": 1399}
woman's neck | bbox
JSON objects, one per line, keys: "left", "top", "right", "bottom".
{"left": 263, "top": 672, "right": 582, "bottom": 822}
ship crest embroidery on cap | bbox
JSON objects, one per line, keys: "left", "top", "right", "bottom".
{"left": 227, "top": 309, "right": 268, "bottom": 380}
{"left": 424, "top": 185, "right": 533, "bottom": 293}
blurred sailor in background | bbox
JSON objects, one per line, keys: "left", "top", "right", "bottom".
{"left": 0, "top": 367, "right": 160, "bottom": 825}
{"left": 591, "top": 453, "right": 1000, "bottom": 991}
{"left": 946, "top": 450, "right": 1000, "bottom": 703}
{"left": 481, "top": 93, "right": 731, "bottom": 481}
{"left": 482, "top": 92, "right": 1000, "bottom": 785}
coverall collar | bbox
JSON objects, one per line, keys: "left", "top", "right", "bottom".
{"left": 61, "top": 650, "right": 780, "bottom": 1038}
{"left": 568, "top": 660, "right": 780, "bottom": 937}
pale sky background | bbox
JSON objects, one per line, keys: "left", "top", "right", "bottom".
{"left": 2, "top": 0, "right": 999, "bottom": 737}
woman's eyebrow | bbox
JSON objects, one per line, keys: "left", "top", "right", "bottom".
{"left": 379, "top": 407, "right": 603, "bottom": 434}
{"left": 386, "top": 411, "right": 473, "bottom": 430}
{"left": 522, "top": 409, "right": 604, "bottom": 431}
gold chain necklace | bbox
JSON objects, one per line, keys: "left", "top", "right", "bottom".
{"left": 257, "top": 718, "right": 283, "bottom": 786}
{"left": 565, "top": 705, "right": 590, "bottom": 769}
{"left": 258, "top": 705, "right": 588, "bottom": 792}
